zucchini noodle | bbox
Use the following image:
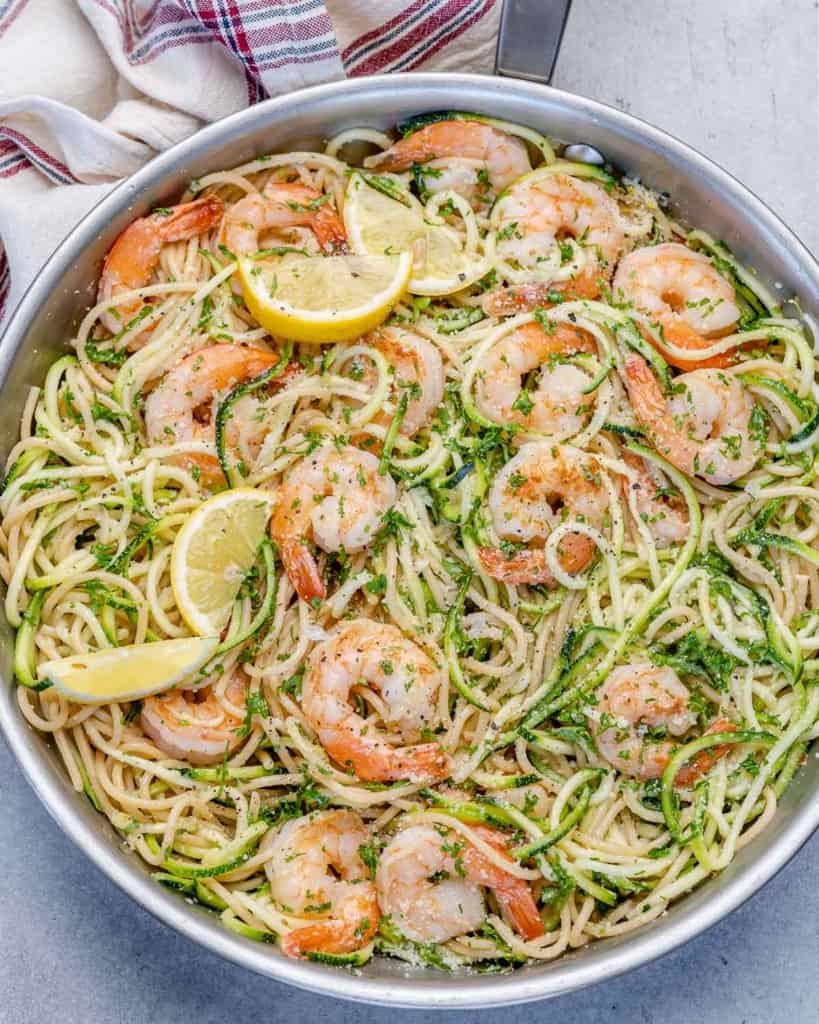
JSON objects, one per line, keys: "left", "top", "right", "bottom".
{"left": 3, "top": 112, "right": 818, "bottom": 973}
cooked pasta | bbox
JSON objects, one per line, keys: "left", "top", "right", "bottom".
{"left": 3, "top": 112, "right": 818, "bottom": 970}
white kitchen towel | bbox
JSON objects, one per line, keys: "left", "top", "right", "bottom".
{"left": 0, "top": 0, "right": 502, "bottom": 328}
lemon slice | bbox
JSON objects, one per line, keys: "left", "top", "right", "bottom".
{"left": 171, "top": 488, "right": 276, "bottom": 636}
{"left": 238, "top": 251, "right": 412, "bottom": 343}
{"left": 344, "top": 172, "right": 488, "bottom": 296}
{"left": 38, "top": 636, "right": 219, "bottom": 704}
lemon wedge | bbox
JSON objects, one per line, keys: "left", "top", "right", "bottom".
{"left": 238, "top": 251, "right": 412, "bottom": 343}
{"left": 344, "top": 172, "right": 488, "bottom": 296}
{"left": 171, "top": 488, "right": 276, "bottom": 636}
{"left": 37, "top": 636, "right": 219, "bottom": 704}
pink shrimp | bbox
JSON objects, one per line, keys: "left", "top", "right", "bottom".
{"left": 478, "top": 442, "right": 608, "bottom": 586}
{"left": 613, "top": 243, "right": 740, "bottom": 371}
{"left": 473, "top": 321, "right": 597, "bottom": 437}
{"left": 268, "top": 445, "right": 396, "bottom": 603}
{"left": 144, "top": 344, "right": 298, "bottom": 486}
{"left": 140, "top": 672, "right": 247, "bottom": 766}
{"left": 376, "top": 823, "right": 544, "bottom": 944}
{"left": 302, "top": 619, "right": 450, "bottom": 783}
{"left": 589, "top": 663, "right": 737, "bottom": 786}
{"left": 219, "top": 181, "right": 348, "bottom": 259}
{"left": 98, "top": 196, "right": 224, "bottom": 336}
{"left": 623, "top": 353, "right": 758, "bottom": 485}
{"left": 356, "top": 328, "right": 445, "bottom": 437}
{"left": 365, "top": 119, "right": 532, "bottom": 194}
{"left": 621, "top": 451, "right": 690, "bottom": 546}
{"left": 263, "top": 810, "right": 379, "bottom": 959}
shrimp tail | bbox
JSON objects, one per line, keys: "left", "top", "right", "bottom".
{"left": 280, "top": 539, "right": 326, "bottom": 603}
{"left": 482, "top": 274, "right": 600, "bottom": 316}
{"left": 282, "top": 916, "right": 376, "bottom": 959}
{"left": 643, "top": 320, "right": 734, "bottom": 372}
{"left": 674, "top": 719, "right": 737, "bottom": 787}
{"left": 494, "top": 884, "right": 546, "bottom": 941}
{"left": 514, "top": 321, "right": 597, "bottom": 357}
{"left": 479, "top": 532, "right": 595, "bottom": 586}
{"left": 464, "top": 829, "right": 545, "bottom": 940}
{"left": 623, "top": 354, "right": 698, "bottom": 474}
{"left": 478, "top": 546, "right": 558, "bottom": 587}
{"left": 366, "top": 125, "right": 446, "bottom": 173}
{"left": 312, "top": 204, "right": 350, "bottom": 255}
{"left": 321, "top": 730, "right": 450, "bottom": 783}
{"left": 390, "top": 743, "right": 451, "bottom": 783}
{"left": 623, "top": 353, "right": 668, "bottom": 424}
{"left": 155, "top": 195, "right": 224, "bottom": 243}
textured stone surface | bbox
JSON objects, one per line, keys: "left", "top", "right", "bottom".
{"left": 555, "top": 0, "right": 818, "bottom": 255}
{"left": 1, "top": 1, "right": 817, "bottom": 1021}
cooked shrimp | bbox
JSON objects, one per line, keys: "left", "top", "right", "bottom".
{"left": 613, "top": 243, "right": 740, "bottom": 370}
{"left": 589, "top": 663, "right": 736, "bottom": 784}
{"left": 474, "top": 321, "right": 597, "bottom": 437}
{"left": 621, "top": 451, "right": 689, "bottom": 545}
{"left": 376, "top": 823, "right": 544, "bottom": 943}
{"left": 302, "top": 619, "right": 450, "bottom": 783}
{"left": 482, "top": 276, "right": 601, "bottom": 316}
{"left": 219, "top": 181, "right": 348, "bottom": 259}
{"left": 98, "top": 196, "right": 224, "bottom": 335}
{"left": 494, "top": 172, "right": 626, "bottom": 281}
{"left": 365, "top": 119, "right": 531, "bottom": 194}
{"left": 218, "top": 384, "right": 297, "bottom": 469}
{"left": 478, "top": 442, "right": 608, "bottom": 586}
{"left": 144, "top": 344, "right": 296, "bottom": 485}
{"left": 269, "top": 446, "right": 397, "bottom": 603}
{"left": 623, "top": 355, "right": 758, "bottom": 485}
{"left": 140, "top": 673, "right": 247, "bottom": 766}
{"left": 412, "top": 161, "right": 491, "bottom": 206}
{"left": 262, "top": 810, "right": 378, "bottom": 958}
{"left": 356, "top": 328, "right": 444, "bottom": 436}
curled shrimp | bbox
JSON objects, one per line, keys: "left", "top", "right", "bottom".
{"left": 365, "top": 119, "right": 532, "bottom": 195}
{"left": 98, "top": 196, "right": 224, "bottom": 336}
{"left": 613, "top": 243, "right": 740, "bottom": 370}
{"left": 262, "top": 810, "right": 379, "bottom": 958}
{"left": 354, "top": 327, "right": 444, "bottom": 437}
{"left": 478, "top": 442, "right": 608, "bottom": 586}
{"left": 589, "top": 663, "right": 736, "bottom": 784}
{"left": 268, "top": 445, "right": 397, "bottom": 603}
{"left": 492, "top": 172, "right": 626, "bottom": 291}
{"left": 144, "top": 344, "right": 297, "bottom": 485}
{"left": 376, "top": 823, "right": 544, "bottom": 943}
{"left": 621, "top": 451, "right": 689, "bottom": 546}
{"left": 140, "top": 673, "right": 247, "bottom": 766}
{"left": 623, "top": 354, "right": 758, "bottom": 485}
{"left": 302, "top": 619, "right": 450, "bottom": 783}
{"left": 218, "top": 181, "right": 348, "bottom": 259}
{"left": 474, "top": 321, "right": 597, "bottom": 437}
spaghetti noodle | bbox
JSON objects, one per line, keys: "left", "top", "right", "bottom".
{"left": 3, "top": 113, "right": 818, "bottom": 970}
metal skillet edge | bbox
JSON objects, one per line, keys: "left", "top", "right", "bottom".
{"left": 0, "top": 73, "right": 818, "bottom": 1009}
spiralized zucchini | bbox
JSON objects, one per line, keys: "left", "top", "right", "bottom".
{"left": 3, "top": 113, "right": 818, "bottom": 971}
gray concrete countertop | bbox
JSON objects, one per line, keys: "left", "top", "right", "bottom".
{"left": 1, "top": 1, "right": 817, "bottom": 1022}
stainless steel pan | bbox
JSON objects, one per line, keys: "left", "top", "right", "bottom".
{"left": 1, "top": 66, "right": 818, "bottom": 1010}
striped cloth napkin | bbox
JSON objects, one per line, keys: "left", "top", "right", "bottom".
{"left": 0, "top": 0, "right": 502, "bottom": 328}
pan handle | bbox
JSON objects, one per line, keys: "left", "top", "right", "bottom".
{"left": 494, "top": 0, "right": 572, "bottom": 85}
